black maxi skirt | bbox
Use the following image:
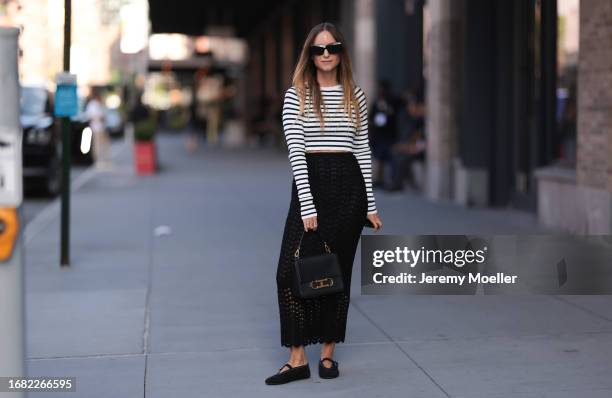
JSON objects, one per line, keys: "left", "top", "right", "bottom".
{"left": 276, "top": 151, "right": 368, "bottom": 347}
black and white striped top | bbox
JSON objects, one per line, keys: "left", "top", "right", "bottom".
{"left": 281, "top": 84, "right": 377, "bottom": 219}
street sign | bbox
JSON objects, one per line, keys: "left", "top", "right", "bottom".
{"left": 54, "top": 72, "right": 78, "bottom": 117}
{"left": 0, "top": 127, "right": 22, "bottom": 207}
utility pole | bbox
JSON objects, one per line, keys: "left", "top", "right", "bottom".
{"left": 60, "top": 0, "right": 72, "bottom": 266}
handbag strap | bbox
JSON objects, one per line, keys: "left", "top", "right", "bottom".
{"left": 294, "top": 229, "right": 331, "bottom": 258}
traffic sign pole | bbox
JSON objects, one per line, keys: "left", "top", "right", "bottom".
{"left": 55, "top": 72, "right": 77, "bottom": 267}
{"left": 60, "top": 0, "right": 72, "bottom": 267}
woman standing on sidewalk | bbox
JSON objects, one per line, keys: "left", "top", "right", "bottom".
{"left": 266, "top": 22, "right": 383, "bottom": 385}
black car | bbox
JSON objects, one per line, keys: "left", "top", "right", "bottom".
{"left": 70, "top": 96, "right": 94, "bottom": 165}
{"left": 20, "top": 84, "right": 62, "bottom": 196}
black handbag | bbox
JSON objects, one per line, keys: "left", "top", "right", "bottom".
{"left": 293, "top": 229, "right": 344, "bottom": 299}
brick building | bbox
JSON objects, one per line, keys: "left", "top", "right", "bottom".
{"left": 536, "top": 0, "right": 612, "bottom": 233}
{"left": 419, "top": 0, "right": 610, "bottom": 234}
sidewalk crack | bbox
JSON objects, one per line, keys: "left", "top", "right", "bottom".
{"left": 351, "top": 299, "right": 452, "bottom": 398}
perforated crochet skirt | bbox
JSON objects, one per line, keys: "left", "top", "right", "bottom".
{"left": 276, "top": 151, "right": 368, "bottom": 347}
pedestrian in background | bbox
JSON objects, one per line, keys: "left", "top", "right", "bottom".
{"left": 85, "top": 87, "right": 112, "bottom": 170}
{"left": 369, "top": 79, "right": 400, "bottom": 188}
{"left": 388, "top": 84, "right": 426, "bottom": 191}
{"left": 186, "top": 67, "right": 210, "bottom": 153}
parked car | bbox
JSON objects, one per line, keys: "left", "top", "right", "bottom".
{"left": 70, "top": 96, "right": 94, "bottom": 165}
{"left": 20, "top": 84, "right": 62, "bottom": 196}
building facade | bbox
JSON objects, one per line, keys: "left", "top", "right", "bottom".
{"left": 146, "top": 0, "right": 612, "bottom": 234}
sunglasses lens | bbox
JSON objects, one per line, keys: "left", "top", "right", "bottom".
{"left": 328, "top": 43, "right": 343, "bottom": 54}
{"left": 310, "top": 46, "right": 325, "bottom": 56}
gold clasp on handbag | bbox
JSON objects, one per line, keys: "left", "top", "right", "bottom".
{"left": 310, "top": 277, "right": 334, "bottom": 289}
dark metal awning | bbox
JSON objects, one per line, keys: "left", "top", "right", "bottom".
{"left": 148, "top": 0, "right": 287, "bottom": 37}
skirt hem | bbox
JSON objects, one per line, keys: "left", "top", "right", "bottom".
{"left": 281, "top": 337, "right": 346, "bottom": 348}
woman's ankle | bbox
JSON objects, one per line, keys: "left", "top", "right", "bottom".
{"left": 288, "top": 357, "right": 307, "bottom": 366}
{"left": 320, "top": 341, "right": 336, "bottom": 359}
{"left": 288, "top": 347, "right": 307, "bottom": 365}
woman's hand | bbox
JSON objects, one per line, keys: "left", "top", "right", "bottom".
{"left": 367, "top": 213, "right": 383, "bottom": 231}
{"left": 302, "top": 215, "right": 318, "bottom": 231}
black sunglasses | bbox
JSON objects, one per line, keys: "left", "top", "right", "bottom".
{"left": 309, "top": 42, "right": 343, "bottom": 56}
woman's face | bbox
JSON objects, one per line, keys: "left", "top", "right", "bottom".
{"left": 311, "top": 30, "right": 341, "bottom": 73}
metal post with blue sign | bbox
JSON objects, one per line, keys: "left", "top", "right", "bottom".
{"left": 54, "top": 74, "right": 78, "bottom": 117}
{"left": 0, "top": 26, "right": 26, "bottom": 398}
{"left": 56, "top": 0, "right": 73, "bottom": 267}
{"left": 55, "top": 72, "right": 76, "bottom": 267}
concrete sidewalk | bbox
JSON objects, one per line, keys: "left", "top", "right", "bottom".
{"left": 24, "top": 132, "right": 612, "bottom": 397}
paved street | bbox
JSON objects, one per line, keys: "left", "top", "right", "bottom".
{"left": 23, "top": 132, "right": 612, "bottom": 397}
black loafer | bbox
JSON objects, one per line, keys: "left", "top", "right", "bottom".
{"left": 318, "top": 357, "right": 339, "bottom": 379}
{"left": 265, "top": 362, "right": 310, "bottom": 385}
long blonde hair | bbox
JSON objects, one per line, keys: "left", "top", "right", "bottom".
{"left": 291, "top": 22, "right": 362, "bottom": 131}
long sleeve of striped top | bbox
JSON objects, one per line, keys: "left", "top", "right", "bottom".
{"left": 281, "top": 84, "right": 378, "bottom": 219}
